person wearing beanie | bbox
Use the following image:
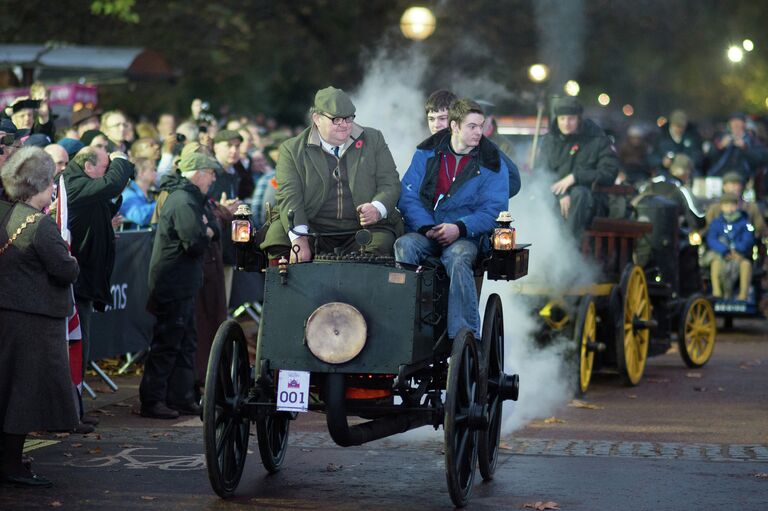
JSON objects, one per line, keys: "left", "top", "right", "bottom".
{"left": 705, "top": 192, "right": 755, "bottom": 301}
{"left": 704, "top": 170, "right": 767, "bottom": 237}
{"left": 649, "top": 109, "right": 704, "bottom": 175}
{"left": 261, "top": 85, "right": 403, "bottom": 262}
{"left": 139, "top": 150, "right": 218, "bottom": 420}
{"left": 540, "top": 96, "right": 619, "bottom": 239}
{"left": 80, "top": 129, "right": 111, "bottom": 152}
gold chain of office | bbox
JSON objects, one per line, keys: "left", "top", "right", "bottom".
{"left": 0, "top": 213, "right": 43, "bottom": 256}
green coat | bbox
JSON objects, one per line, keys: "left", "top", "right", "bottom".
{"left": 262, "top": 123, "right": 402, "bottom": 249}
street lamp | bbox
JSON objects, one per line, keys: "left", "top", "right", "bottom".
{"left": 528, "top": 63, "right": 549, "bottom": 83}
{"left": 743, "top": 39, "right": 754, "bottom": 52}
{"left": 727, "top": 45, "right": 744, "bottom": 63}
{"left": 598, "top": 93, "right": 610, "bottom": 106}
{"left": 564, "top": 80, "right": 580, "bottom": 97}
{"left": 527, "top": 63, "right": 550, "bottom": 171}
{"left": 400, "top": 7, "right": 436, "bottom": 41}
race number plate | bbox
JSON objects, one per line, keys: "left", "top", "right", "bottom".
{"left": 276, "top": 370, "right": 310, "bottom": 412}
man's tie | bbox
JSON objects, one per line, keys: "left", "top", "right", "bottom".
{"left": 333, "top": 146, "right": 340, "bottom": 158}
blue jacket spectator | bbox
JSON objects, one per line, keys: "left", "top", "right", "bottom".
{"left": 119, "top": 158, "right": 157, "bottom": 229}
{"left": 706, "top": 207, "right": 754, "bottom": 257}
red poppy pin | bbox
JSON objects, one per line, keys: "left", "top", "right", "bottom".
{"left": 569, "top": 144, "right": 579, "bottom": 156}
{"left": 355, "top": 140, "right": 364, "bottom": 149}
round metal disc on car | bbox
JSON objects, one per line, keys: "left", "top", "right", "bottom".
{"left": 305, "top": 302, "right": 367, "bottom": 364}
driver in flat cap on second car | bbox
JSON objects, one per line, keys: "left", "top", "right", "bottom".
{"left": 261, "top": 86, "right": 403, "bottom": 262}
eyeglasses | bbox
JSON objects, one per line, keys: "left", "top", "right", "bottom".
{"left": 320, "top": 113, "right": 355, "bottom": 126}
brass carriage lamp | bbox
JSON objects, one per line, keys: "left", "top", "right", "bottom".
{"left": 232, "top": 204, "right": 253, "bottom": 243}
{"left": 492, "top": 211, "right": 516, "bottom": 251}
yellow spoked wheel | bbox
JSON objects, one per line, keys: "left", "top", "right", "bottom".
{"left": 678, "top": 295, "right": 716, "bottom": 368}
{"left": 574, "top": 295, "right": 597, "bottom": 395}
{"left": 616, "top": 265, "right": 651, "bottom": 386}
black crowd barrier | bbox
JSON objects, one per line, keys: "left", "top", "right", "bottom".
{"left": 90, "top": 230, "right": 155, "bottom": 360}
{"left": 90, "top": 229, "right": 264, "bottom": 360}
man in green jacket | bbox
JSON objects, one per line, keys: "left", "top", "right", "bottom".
{"left": 140, "top": 152, "right": 218, "bottom": 419}
{"left": 261, "top": 86, "right": 402, "bottom": 262}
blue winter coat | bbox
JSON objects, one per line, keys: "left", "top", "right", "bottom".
{"left": 398, "top": 131, "right": 512, "bottom": 244}
{"left": 706, "top": 210, "right": 755, "bottom": 257}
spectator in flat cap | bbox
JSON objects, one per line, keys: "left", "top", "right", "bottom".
{"left": 541, "top": 96, "right": 619, "bottom": 239}
{"left": 705, "top": 112, "right": 768, "bottom": 181}
{"left": 649, "top": 109, "right": 704, "bottom": 176}
{"left": 10, "top": 99, "right": 40, "bottom": 130}
{"left": 140, "top": 150, "right": 218, "bottom": 419}
{"left": 70, "top": 107, "right": 102, "bottom": 138}
{"left": 261, "top": 85, "right": 403, "bottom": 262}
{"left": 705, "top": 170, "right": 766, "bottom": 237}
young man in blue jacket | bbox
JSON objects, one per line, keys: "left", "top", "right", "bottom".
{"left": 395, "top": 98, "right": 517, "bottom": 340}
{"left": 706, "top": 192, "right": 755, "bottom": 301}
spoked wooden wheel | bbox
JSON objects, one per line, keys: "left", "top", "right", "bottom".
{"left": 203, "top": 320, "right": 251, "bottom": 497}
{"left": 256, "top": 411, "right": 291, "bottom": 473}
{"left": 574, "top": 295, "right": 597, "bottom": 395}
{"left": 445, "top": 328, "right": 482, "bottom": 508}
{"left": 678, "top": 295, "right": 716, "bottom": 368}
{"left": 615, "top": 265, "right": 651, "bottom": 386}
{"left": 478, "top": 295, "right": 504, "bottom": 481}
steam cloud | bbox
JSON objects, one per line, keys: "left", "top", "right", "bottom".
{"left": 534, "top": 0, "right": 586, "bottom": 89}
{"left": 350, "top": 46, "right": 598, "bottom": 442}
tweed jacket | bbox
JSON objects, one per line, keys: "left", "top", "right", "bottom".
{"left": 262, "top": 123, "right": 402, "bottom": 249}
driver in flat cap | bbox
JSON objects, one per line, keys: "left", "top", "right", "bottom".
{"left": 261, "top": 86, "right": 403, "bottom": 262}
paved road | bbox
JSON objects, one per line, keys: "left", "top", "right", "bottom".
{"left": 2, "top": 320, "right": 766, "bottom": 510}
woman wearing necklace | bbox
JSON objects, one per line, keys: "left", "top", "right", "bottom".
{"left": 0, "top": 147, "right": 80, "bottom": 488}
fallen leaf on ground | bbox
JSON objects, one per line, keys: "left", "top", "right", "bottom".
{"left": 300, "top": 448, "right": 313, "bottom": 452}
{"left": 499, "top": 442, "right": 512, "bottom": 450}
{"left": 149, "top": 432, "right": 163, "bottom": 438}
{"left": 626, "top": 394, "right": 638, "bottom": 399}
{"left": 753, "top": 472, "right": 768, "bottom": 479}
{"left": 645, "top": 377, "right": 670, "bottom": 383}
{"left": 141, "top": 496, "right": 156, "bottom": 501}
{"left": 82, "top": 433, "right": 101, "bottom": 440}
{"left": 326, "top": 463, "right": 343, "bottom": 472}
{"left": 717, "top": 387, "right": 725, "bottom": 392}
{"left": 87, "top": 448, "right": 102, "bottom": 455}
{"left": 71, "top": 443, "right": 83, "bottom": 448}
{"left": 686, "top": 372, "right": 702, "bottom": 378}
{"left": 522, "top": 501, "right": 560, "bottom": 510}
{"left": 112, "top": 402, "right": 132, "bottom": 407}
{"left": 62, "top": 453, "right": 72, "bottom": 458}
{"left": 50, "top": 501, "right": 63, "bottom": 508}
{"left": 28, "top": 431, "right": 42, "bottom": 437}
{"left": 54, "top": 433, "right": 70, "bottom": 439}
{"left": 543, "top": 417, "right": 565, "bottom": 424}
{"left": 568, "top": 399, "right": 604, "bottom": 410}
{"left": 694, "top": 386, "right": 707, "bottom": 392}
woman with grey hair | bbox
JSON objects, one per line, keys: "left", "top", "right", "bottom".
{"left": 0, "top": 147, "right": 80, "bottom": 487}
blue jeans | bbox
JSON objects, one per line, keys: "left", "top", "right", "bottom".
{"left": 394, "top": 233, "right": 479, "bottom": 339}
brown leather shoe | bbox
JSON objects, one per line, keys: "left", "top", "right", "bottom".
{"left": 140, "top": 402, "right": 180, "bottom": 420}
